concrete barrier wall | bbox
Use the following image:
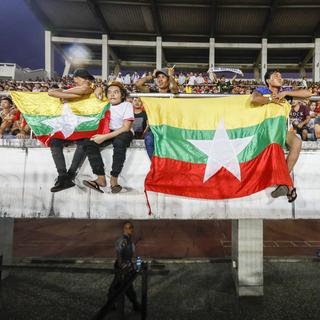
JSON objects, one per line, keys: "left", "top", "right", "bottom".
{"left": 0, "top": 140, "right": 320, "bottom": 219}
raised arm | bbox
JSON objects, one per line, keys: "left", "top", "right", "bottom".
{"left": 135, "top": 72, "right": 152, "bottom": 93}
{"left": 250, "top": 91, "right": 272, "bottom": 106}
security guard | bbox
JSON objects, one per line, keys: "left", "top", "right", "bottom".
{"left": 108, "top": 221, "right": 141, "bottom": 312}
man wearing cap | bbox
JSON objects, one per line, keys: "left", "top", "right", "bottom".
{"left": 135, "top": 68, "right": 179, "bottom": 158}
{"left": 48, "top": 68, "right": 97, "bottom": 192}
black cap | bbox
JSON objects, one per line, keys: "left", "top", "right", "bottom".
{"left": 73, "top": 68, "right": 95, "bottom": 81}
{"left": 155, "top": 68, "right": 169, "bottom": 78}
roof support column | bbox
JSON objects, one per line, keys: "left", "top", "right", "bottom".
{"left": 313, "top": 38, "right": 320, "bottom": 82}
{"left": 209, "top": 38, "right": 215, "bottom": 69}
{"left": 156, "top": 36, "right": 162, "bottom": 70}
{"left": 45, "top": 30, "right": 54, "bottom": 80}
{"left": 102, "top": 34, "right": 109, "bottom": 82}
{"left": 261, "top": 38, "right": 267, "bottom": 83}
{"left": 254, "top": 67, "right": 260, "bottom": 82}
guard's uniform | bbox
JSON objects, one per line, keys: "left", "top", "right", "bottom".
{"left": 108, "top": 234, "right": 139, "bottom": 308}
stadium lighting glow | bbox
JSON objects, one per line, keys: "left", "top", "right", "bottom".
{"left": 65, "top": 44, "right": 92, "bottom": 65}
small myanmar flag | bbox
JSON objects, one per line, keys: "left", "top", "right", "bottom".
{"left": 142, "top": 95, "right": 292, "bottom": 200}
{"left": 11, "top": 92, "right": 110, "bottom": 146}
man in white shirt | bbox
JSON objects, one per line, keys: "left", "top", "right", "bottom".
{"left": 187, "top": 72, "right": 197, "bottom": 86}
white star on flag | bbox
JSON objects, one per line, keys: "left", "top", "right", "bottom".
{"left": 188, "top": 119, "right": 254, "bottom": 182}
{"left": 42, "top": 103, "right": 96, "bottom": 138}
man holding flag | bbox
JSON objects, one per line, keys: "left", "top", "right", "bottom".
{"left": 251, "top": 70, "right": 312, "bottom": 202}
{"left": 46, "top": 69, "right": 99, "bottom": 192}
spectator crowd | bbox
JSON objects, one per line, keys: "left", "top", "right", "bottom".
{"left": 1, "top": 70, "right": 320, "bottom": 141}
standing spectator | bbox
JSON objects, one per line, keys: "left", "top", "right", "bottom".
{"left": 209, "top": 72, "right": 237, "bottom": 94}
{"left": 178, "top": 72, "right": 186, "bottom": 86}
{"left": 123, "top": 73, "right": 131, "bottom": 85}
{"left": 108, "top": 72, "right": 116, "bottom": 82}
{"left": 116, "top": 72, "right": 124, "bottom": 83}
{"left": 196, "top": 73, "right": 205, "bottom": 85}
{"left": 187, "top": 72, "right": 197, "bottom": 86}
{"left": 135, "top": 67, "right": 178, "bottom": 158}
{"left": 289, "top": 100, "right": 311, "bottom": 141}
{"left": 299, "top": 76, "right": 308, "bottom": 89}
{"left": 131, "top": 72, "right": 140, "bottom": 84}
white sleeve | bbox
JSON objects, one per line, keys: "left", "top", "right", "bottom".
{"left": 123, "top": 102, "right": 134, "bottom": 121}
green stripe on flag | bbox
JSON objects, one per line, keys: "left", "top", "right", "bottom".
{"left": 23, "top": 104, "right": 110, "bottom": 136}
{"left": 151, "top": 115, "right": 287, "bottom": 164}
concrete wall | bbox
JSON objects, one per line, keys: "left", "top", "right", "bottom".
{"left": 0, "top": 140, "right": 320, "bottom": 220}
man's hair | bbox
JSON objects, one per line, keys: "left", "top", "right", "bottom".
{"left": 264, "top": 69, "right": 280, "bottom": 85}
{"left": 123, "top": 221, "right": 133, "bottom": 228}
{"left": 105, "top": 81, "right": 127, "bottom": 102}
{"left": 1, "top": 97, "right": 12, "bottom": 104}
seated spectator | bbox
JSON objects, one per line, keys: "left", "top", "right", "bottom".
{"left": 289, "top": 100, "right": 311, "bottom": 141}
{"left": 311, "top": 100, "right": 320, "bottom": 139}
{"left": 0, "top": 97, "right": 17, "bottom": 138}
{"left": 132, "top": 97, "right": 148, "bottom": 139}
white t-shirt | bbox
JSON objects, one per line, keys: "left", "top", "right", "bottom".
{"left": 109, "top": 101, "right": 134, "bottom": 130}
{"left": 188, "top": 75, "right": 196, "bottom": 86}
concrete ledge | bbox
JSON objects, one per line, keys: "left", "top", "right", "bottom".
{"left": 0, "top": 140, "right": 320, "bottom": 219}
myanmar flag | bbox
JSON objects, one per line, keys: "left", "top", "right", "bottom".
{"left": 142, "top": 96, "right": 292, "bottom": 200}
{"left": 11, "top": 92, "right": 110, "bottom": 146}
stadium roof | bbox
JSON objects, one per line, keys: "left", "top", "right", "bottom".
{"left": 26, "top": 0, "right": 320, "bottom": 69}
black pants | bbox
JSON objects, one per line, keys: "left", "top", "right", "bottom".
{"left": 80, "top": 131, "right": 133, "bottom": 177}
{"left": 50, "top": 138, "right": 86, "bottom": 178}
{"left": 108, "top": 266, "right": 138, "bottom": 306}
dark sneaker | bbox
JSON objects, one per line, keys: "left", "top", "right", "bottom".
{"left": 50, "top": 176, "right": 75, "bottom": 192}
{"left": 67, "top": 170, "right": 76, "bottom": 181}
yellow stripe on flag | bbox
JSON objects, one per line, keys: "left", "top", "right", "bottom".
{"left": 142, "top": 95, "right": 291, "bottom": 130}
{"left": 11, "top": 92, "right": 108, "bottom": 116}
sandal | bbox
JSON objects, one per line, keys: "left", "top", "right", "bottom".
{"left": 287, "top": 187, "right": 297, "bottom": 203}
{"left": 271, "top": 185, "right": 289, "bottom": 198}
{"left": 83, "top": 180, "right": 104, "bottom": 193}
{"left": 111, "top": 184, "right": 122, "bottom": 194}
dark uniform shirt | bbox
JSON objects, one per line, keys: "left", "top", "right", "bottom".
{"left": 115, "top": 234, "right": 135, "bottom": 268}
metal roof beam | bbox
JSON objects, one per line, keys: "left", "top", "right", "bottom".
{"left": 150, "top": 0, "right": 162, "bottom": 36}
{"left": 86, "top": 0, "right": 121, "bottom": 62}
{"left": 24, "top": 0, "right": 53, "bottom": 30}
{"left": 209, "top": 0, "right": 217, "bottom": 38}
{"left": 314, "top": 20, "right": 320, "bottom": 37}
{"left": 301, "top": 49, "right": 314, "bottom": 65}
{"left": 262, "top": 0, "right": 279, "bottom": 38}
{"left": 97, "top": 0, "right": 150, "bottom": 5}
{"left": 86, "top": 0, "right": 110, "bottom": 34}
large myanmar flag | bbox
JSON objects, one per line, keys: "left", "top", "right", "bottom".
{"left": 142, "top": 95, "right": 292, "bottom": 200}
{"left": 11, "top": 92, "right": 110, "bottom": 146}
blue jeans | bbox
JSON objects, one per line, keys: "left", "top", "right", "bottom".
{"left": 144, "top": 130, "right": 154, "bottom": 159}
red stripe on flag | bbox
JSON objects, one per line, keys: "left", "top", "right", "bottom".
{"left": 36, "top": 110, "right": 111, "bottom": 146}
{"left": 145, "top": 143, "right": 292, "bottom": 200}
